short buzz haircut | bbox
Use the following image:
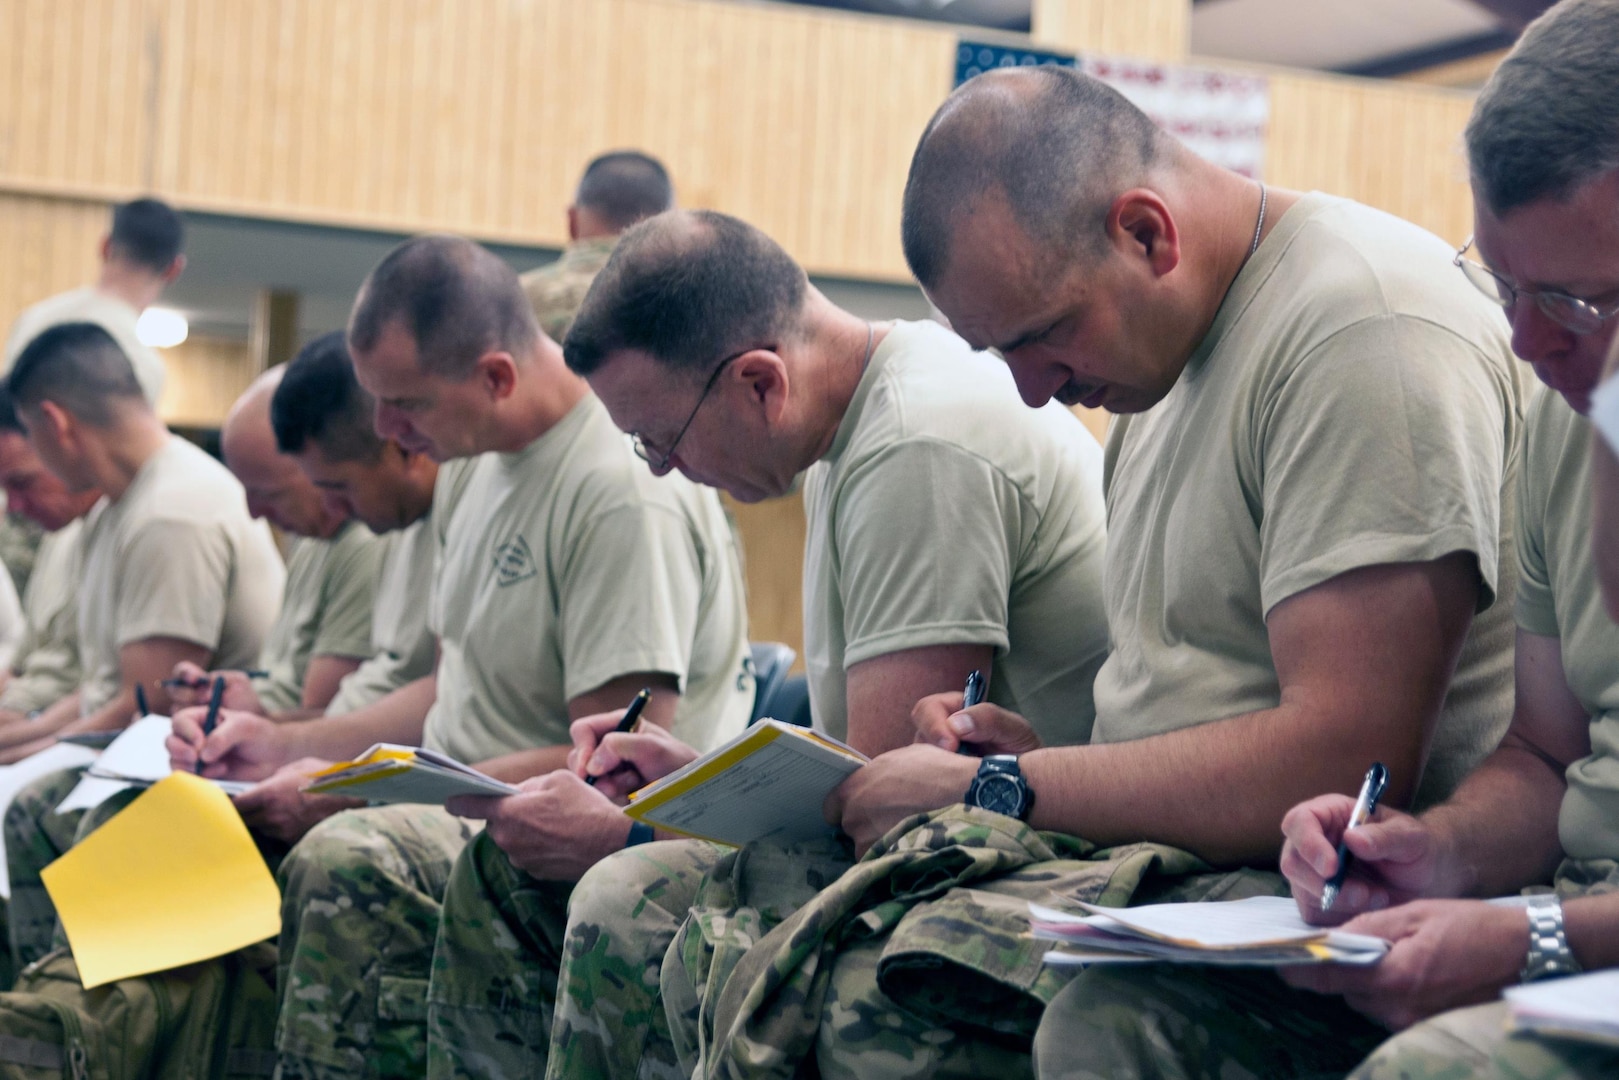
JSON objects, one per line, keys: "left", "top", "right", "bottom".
{"left": 1465, "top": 0, "right": 1619, "bottom": 216}
{"left": 271, "top": 330, "right": 386, "bottom": 462}
{"left": 347, "top": 234, "right": 540, "bottom": 379}
{"left": 901, "top": 66, "right": 1165, "bottom": 288}
{"left": 563, "top": 210, "right": 807, "bottom": 380}
{"left": 109, "top": 197, "right": 185, "bottom": 271}
{"left": 8, "top": 323, "right": 146, "bottom": 427}
{"left": 575, "top": 151, "right": 675, "bottom": 231}
{"left": 0, "top": 387, "right": 23, "bottom": 436}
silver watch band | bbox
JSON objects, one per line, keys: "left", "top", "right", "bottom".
{"left": 1519, "top": 894, "right": 1582, "bottom": 983}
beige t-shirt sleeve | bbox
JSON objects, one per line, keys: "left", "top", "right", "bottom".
{"left": 311, "top": 529, "right": 382, "bottom": 660}
{"left": 837, "top": 439, "right": 1015, "bottom": 667}
{"left": 1514, "top": 397, "right": 1559, "bottom": 638}
{"left": 1256, "top": 315, "right": 1507, "bottom": 616}
{"left": 555, "top": 502, "right": 705, "bottom": 703}
{"left": 113, "top": 519, "right": 236, "bottom": 652}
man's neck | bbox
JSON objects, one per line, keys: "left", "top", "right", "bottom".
{"left": 801, "top": 296, "right": 885, "bottom": 468}
{"left": 484, "top": 337, "right": 591, "bottom": 454}
{"left": 90, "top": 415, "right": 171, "bottom": 502}
{"left": 95, "top": 263, "right": 165, "bottom": 314}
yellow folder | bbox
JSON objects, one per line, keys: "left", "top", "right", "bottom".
{"left": 41, "top": 772, "right": 281, "bottom": 988}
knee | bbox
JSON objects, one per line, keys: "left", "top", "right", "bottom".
{"left": 278, "top": 810, "right": 399, "bottom": 905}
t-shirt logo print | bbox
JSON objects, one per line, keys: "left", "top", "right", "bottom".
{"left": 493, "top": 535, "right": 538, "bottom": 587}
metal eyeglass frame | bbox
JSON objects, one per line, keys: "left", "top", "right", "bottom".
{"left": 1454, "top": 236, "right": 1619, "bottom": 335}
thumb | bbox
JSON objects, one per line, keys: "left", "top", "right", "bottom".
{"left": 954, "top": 704, "right": 1041, "bottom": 754}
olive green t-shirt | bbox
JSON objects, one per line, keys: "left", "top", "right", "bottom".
{"left": 254, "top": 521, "right": 383, "bottom": 713}
{"left": 0, "top": 518, "right": 83, "bottom": 714}
{"left": 1099, "top": 193, "right": 1524, "bottom": 810}
{"left": 803, "top": 319, "right": 1108, "bottom": 746}
{"left": 1513, "top": 388, "right": 1619, "bottom": 861}
{"left": 78, "top": 437, "right": 286, "bottom": 714}
{"left": 323, "top": 515, "right": 439, "bottom": 717}
{"left": 422, "top": 394, "right": 753, "bottom": 763}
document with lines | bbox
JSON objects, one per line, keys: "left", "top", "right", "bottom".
{"left": 625, "top": 719, "right": 868, "bottom": 846}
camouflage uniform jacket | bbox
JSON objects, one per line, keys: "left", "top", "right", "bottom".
{"left": 519, "top": 236, "right": 618, "bottom": 343}
{"left": 667, "top": 804, "right": 1285, "bottom": 1080}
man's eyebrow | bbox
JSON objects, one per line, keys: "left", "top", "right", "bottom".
{"left": 993, "top": 323, "right": 1051, "bottom": 355}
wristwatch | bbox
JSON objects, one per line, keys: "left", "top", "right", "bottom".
{"left": 964, "top": 755, "right": 1034, "bottom": 821}
{"left": 1519, "top": 894, "right": 1582, "bottom": 983}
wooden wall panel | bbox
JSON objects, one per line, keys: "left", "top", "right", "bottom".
{"left": 156, "top": 332, "right": 256, "bottom": 427}
{"left": 1033, "top": 0, "right": 1190, "bottom": 61}
{"left": 0, "top": 193, "right": 107, "bottom": 334}
{"left": 726, "top": 493, "right": 808, "bottom": 668}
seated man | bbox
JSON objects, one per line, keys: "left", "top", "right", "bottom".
{"left": 425, "top": 208, "right": 1111, "bottom": 1077}
{"left": 550, "top": 66, "right": 1526, "bottom": 1080}
{"left": 169, "top": 364, "right": 383, "bottom": 720}
{"left": 167, "top": 234, "right": 753, "bottom": 1079}
{"left": 4, "top": 322, "right": 283, "bottom": 966}
{"left": 1036, "top": 5, "right": 1619, "bottom": 1077}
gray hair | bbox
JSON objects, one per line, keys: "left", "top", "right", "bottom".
{"left": 1466, "top": 0, "right": 1619, "bottom": 215}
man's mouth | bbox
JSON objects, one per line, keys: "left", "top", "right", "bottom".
{"left": 1055, "top": 380, "right": 1106, "bottom": 409}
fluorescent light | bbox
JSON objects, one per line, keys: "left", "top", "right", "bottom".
{"left": 136, "top": 307, "right": 188, "bottom": 348}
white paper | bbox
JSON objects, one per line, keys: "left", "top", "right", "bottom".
{"left": 1506, "top": 969, "right": 1619, "bottom": 1045}
{"left": 302, "top": 744, "right": 518, "bottom": 804}
{"left": 57, "top": 716, "right": 247, "bottom": 812}
{"left": 1591, "top": 375, "right": 1619, "bottom": 456}
{"left": 0, "top": 742, "right": 101, "bottom": 897}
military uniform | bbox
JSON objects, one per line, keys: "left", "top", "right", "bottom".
{"left": 519, "top": 237, "right": 617, "bottom": 343}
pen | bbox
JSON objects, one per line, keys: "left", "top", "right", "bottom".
{"left": 134, "top": 684, "right": 150, "bottom": 718}
{"left": 195, "top": 676, "right": 226, "bottom": 775}
{"left": 1321, "top": 762, "right": 1390, "bottom": 912}
{"left": 585, "top": 688, "right": 651, "bottom": 787}
{"left": 955, "top": 670, "right": 986, "bottom": 755}
{"left": 161, "top": 668, "right": 268, "bottom": 688}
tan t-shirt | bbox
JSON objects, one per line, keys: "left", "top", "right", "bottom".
{"left": 323, "top": 515, "right": 440, "bottom": 716}
{"left": 803, "top": 319, "right": 1108, "bottom": 746}
{"left": 421, "top": 395, "right": 752, "bottom": 763}
{"left": 2, "top": 288, "right": 167, "bottom": 406}
{"left": 254, "top": 521, "right": 382, "bottom": 713}
{"left": 1098, "top": 193, "right": 1524, "bottom": 810}
{"left": 0, "top": 518, "right": 84, "bottom": 713}
{"left": 77, "top": 437, "right": 286, "bottom": 714}
{"left": 1514, "top": 389, "right": 1619, "bottom": 861}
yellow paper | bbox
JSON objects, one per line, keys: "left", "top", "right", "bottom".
{"left": 41, "top": 772, "right": 281, "bottom": 988}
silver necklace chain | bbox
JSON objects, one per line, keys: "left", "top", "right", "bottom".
{"left": 1249, "top": 184, "right": 1268, "bottom": 259}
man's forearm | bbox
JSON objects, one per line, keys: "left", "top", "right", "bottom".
{"left": 281, "top": 675, "right": 436, "bottom": 762}
{"left": 1418, "top": 737, "right": 1567, "bottom": 897}
{"left": 1566, "top": 893, "right": 1619, "bottom": 971}
{"left": 60, "top": 687, "right": 138, "bottom": 735}
{"left": 1020, "top": 701, "right": 1431, "bottom": 867}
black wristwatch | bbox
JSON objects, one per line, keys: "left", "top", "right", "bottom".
{"left": 964, "top": 754, "right": 1034, "bottom": 820}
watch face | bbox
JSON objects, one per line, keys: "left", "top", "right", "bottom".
{"left": 975, "top": 774, "right": 1024, "bottom": 817}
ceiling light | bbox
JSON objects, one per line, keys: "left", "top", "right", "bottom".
{"left": 136, "top": 307, "right": 189, "bottom": 348}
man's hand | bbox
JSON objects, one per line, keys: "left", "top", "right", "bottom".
{"left": 167, "top": 707, "right": 290, "bottom": 781}
{"left": 824, "top": 743, "right": 979, "bottom": 856}
{"left": 448, "top": 771, "right": 635, "bottom": 881}
{"left": 233, "top": 758, "right": 361, "bottom": 845}
{"left": 1280, "top": 899, "right": 1526, "bottom": 1030}
{"left": 911, "top": 692, "right": 1043, "bottom": 755}
{"left": 1280, "top": 795, "right": 1455, "bottom": 924}
{"left": 566, "top": 710, "right": 700, "bottom": 802}
{"left": 168, "top": 662, "right": 264, "bottom": 715}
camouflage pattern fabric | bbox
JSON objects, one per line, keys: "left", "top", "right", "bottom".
{"left": 0, "top": 510, "right": 43, "bottom": 598}
{"left": 275, "top": 803, "right": 474, "bottom": 1080}
{"left": 1033, "top": 858, "right": 1619, "bottom": 1080}
{"left": 1349, "top": 1000, "right": 1619, "bottom": 1080}
{"left": 3, "top": 765, "right": 88, "bottom": 976}
{"left": 541, "top": 838, "right": 728, "bottom": 1080}
{"left": 519, "top": 237, "right": 617, "bottom": 344}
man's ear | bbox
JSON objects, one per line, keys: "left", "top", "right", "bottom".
{"left": 474, "top": 351, "right": 520, "bottom": 402}
{"left": 1107, "top": 189, "right": 1181, "bottom": 279}
{"left": 162, "top": 254, "right": 187, "bottom": 284}
{"left": 733, "top": 349, "right": 790, "bottom": 427}
{"left": 566, "top": 206, "right": 581, "bottom": 243}
{"left": 98, "top": 235, "right": 113, "bottom": 264}
{"left": 36, "top": 400, "right": 78, "bottom": 451}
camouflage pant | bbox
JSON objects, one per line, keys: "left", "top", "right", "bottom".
{"left": 1033, "top": 858, "right": 1619, "bottom": 1080}
{"left": 1349, "top": 999, "right": 1619, "bottom": 1079}
{"left": 3, "top": 766, "right": 89, "bottom": 973}
{"left": 275, "top": 803, "right": 474, "bottom": 1080}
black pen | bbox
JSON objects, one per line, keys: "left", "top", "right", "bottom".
{"left": 161, "top": 668, "right": 268, "bottom": 689}
{"left": 585, "top": 688, "right": 651, "bottom": 787}
{"left": 1321, "top": 762, "right": 1390, "bottom": 912}
{"left": 955, "top": 670, "right": 986, "bottom": 756}
{"left": 134, "top": 684, "right": 150, "bottom": 718}
{"left": 195, "top": 675, "right": 226, "bottom": 775}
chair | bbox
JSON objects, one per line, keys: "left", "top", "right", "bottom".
{"left": 748, "top": 641, "right": 800, "bottom": 725}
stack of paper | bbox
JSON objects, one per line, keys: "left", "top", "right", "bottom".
{"left": 42, "top": 772, "right": 281, "bottom": 988}
{"left": 625, "top": 720, "right": 868, "bottom": 846}
{"left": 303, "top": 744, "right": 518, "bottom": 803}
{"left": 1030, "top": 896, "right": 1389, "bottom": 967}
{"left": 1506, "top": 969, "right": 1619, "bottom": 1047}
{"left": 56, "top": 715, "right": 253, "bottom": 814}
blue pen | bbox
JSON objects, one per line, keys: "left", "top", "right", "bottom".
{"left": 195, "top": 676, "right": 226, "bottom": 776}
{"left": 955, "top": 670, "right": 986, "bottom": 756}
{"left": 1321, "top": 762, "right": 1390, "bottom": 912}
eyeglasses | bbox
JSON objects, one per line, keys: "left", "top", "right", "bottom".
{"left": 1454, "top": 236, "right": 1619, "bottom": 335}
{"left": 629, "top": 350, "right": 749, "bottom": 472}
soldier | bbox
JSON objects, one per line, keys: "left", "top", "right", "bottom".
{"left": 520, "top": 150, "right": 674, "bottom": 341}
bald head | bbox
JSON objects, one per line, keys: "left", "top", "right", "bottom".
{"left": 348, "top": 234, "right": 540, "bottom": 379}
{"left": 564, "top": 209, "right": 807, "bottom": 380}
{"left": 223, "top": 366, "right": 344, "bottom": 537}
{"left": 902, "top": 67, "right": 1166, "bottom": 288}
